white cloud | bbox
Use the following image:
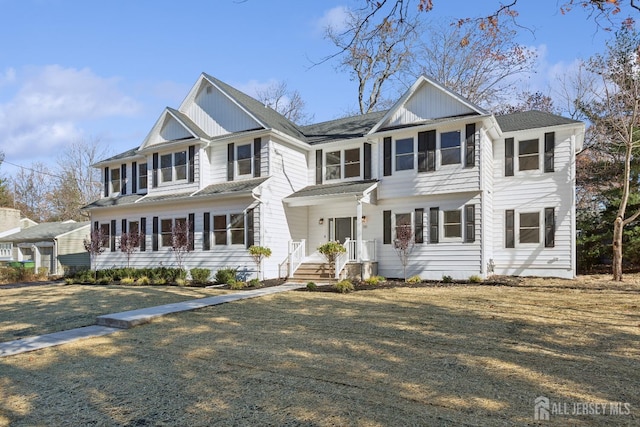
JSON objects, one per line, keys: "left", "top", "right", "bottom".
{"left": 0, "top": 65, "right": 141, "bottom": 162}
{"left": 314, "top": 6, "right": 350, "bottom": 35}
{"left": 0, "top": 68, "right": 16, "bottom": 87}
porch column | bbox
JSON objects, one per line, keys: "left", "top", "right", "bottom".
{"left": 356, "top": 199, "right": 363, "bottom": 263}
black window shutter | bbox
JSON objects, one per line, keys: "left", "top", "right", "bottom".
{"left": 188, "top": 213, "right": 195, "bottom": 250}
{"left": 505, "top": 210, "right": 515, "bottom": 248}
{"left": 104, "top": 167, "right": 109, "bottom": 197}
{"left": 140, "top": 217, "right": 147, "bottom": 252}
{"left": 364, "top": 143, "right": 372, "bottom": 180}
{"left": 110, "top": 220, "right": 116, "bottom": 252}
{"left": 544, "top": 132, "right": 555, "bottom": 173}
{"left": 418, "top": 131, "right": 427, "bottom": 172}
{"left": 152, "top": 153, "right": 159, "bottom": 188}
{"left": 152, "top": 216, "right": 159, "bottom": 251}
{"left": 253, "top": 138, "right": 261, "bottom": 178}
{"left": 465, "top": 204, "right": 475, "bottom": 243}
{"left": 418, "top": 130, "right": 436, "bottom": 172}
{"left": 383, "top": 210, "right": 391, "bottom": 244}
{"left": 121, "top": 164, "right": 127, "bottom": 195}
{"left": 383, "top": 137, "right": 392, "bottom": 176}
{"left": 227, "top": 143, "right": 235, "bottom": 181}
{"left": 131, "top": 162, "right": 138, "bottom": 193}
{"left": 203, "top": 212, "right": 210, "bottom": 250}
{"left": 246, "top": 208, "right": 255, "bottom": 248}
{"left": 465, "top": 123, "right": 476, "bottom": 168}
{"left": 415, "top": 208, "right": 424, "bottom": 244}
{"left": 505, "top": 138, "right": 514, "bottom": 177}
{"left": 315, "top": 150, "right": 323, "bottom": 184}
{"left": 429, "top": 207, "right": 439, "bottom": 244}
{"left": 545, "top": 207, "right": 555, "bottom": 248}
{"left": 93, "top": 221, "right": 99, "bottom": 231}
{"left": 188, "top": 145, "right": 195, "bottom": 183}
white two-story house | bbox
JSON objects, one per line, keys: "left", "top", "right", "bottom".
{"left": 84, "top": 73, "right": 584, "bottom": 280}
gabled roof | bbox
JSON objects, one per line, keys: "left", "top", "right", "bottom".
{"left": 201, "top": 73, "right": 307, "bottom": 142}
{"left": 496, "top": 110, "right": 582, "bottom": 132}
{"left": 139, "top": 107, "right": 208, "bottom": 151}
{"left": 0, "top": 221, "right": 90, "bottom": 243}
{"left": 284, "top": 180, "right": 378, "bottom": 206}
{"left": 166, "top": 107, "right": 209, "bottom": 139}
{"left": 301, "top": 111, "right": 388, "bottom": 145}
{"left": 95, "top": 146, "right": 141, "bottom": 166}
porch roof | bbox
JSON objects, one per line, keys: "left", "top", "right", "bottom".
{"left": 284, "top": 180, "right": 378, "bottom": 206}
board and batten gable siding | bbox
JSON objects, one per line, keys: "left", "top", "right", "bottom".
{"left": 383, "top": 83, "right": 478, "bottom": 129}
{"left": 491, "top": 126, "right": 576, "bottom": 278}
{"left": 376, "top": 123, "right": 480, "bottom": 200}
{"left": 261, "top": 139, "right": 310, "bottom": 278}
{"left": 146, "top": 115, "right": 194, "bottom": 147}
{"left": 373, "top": 194, "right": 483, "bottom": 280}
{"left": 186, "top": 83, "right": 261, "bottom": 137}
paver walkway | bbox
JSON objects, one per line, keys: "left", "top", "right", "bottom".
{"left": 0, "top": 283, "right": 304, "bottom": 358}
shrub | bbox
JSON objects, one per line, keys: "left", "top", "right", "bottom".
{"left": 37, "top": 267, "right": 49, "bottom": 279}
{"left": 190, "top": 268, "right": 211, "bottom": 285}
{"left": 469, "top": 274, "right": 483, "bottom": 283}
{"left": 334, "top": 279, "right": 354, "bottom": 293}
{"left": 215, "top": 267, "right": 237, "bottom": 285}
{"left": 306, "top": 282, "right": 318, "bottom": 291}
{"left": 407, "top": 275, "right": 422, "bottom": 284}
{"left": 96, "top": 277, "right": 111, "bottom": 285}
{"left": 64, "top": 277, "right": 75, "bottom": 285}
{"left": 230, "top": 280, "right": 247, "bottom": 290}
{"left": 248, "top": 278, "right": 262, "bottom": 288}
{"left": 120, "top": 277, "right": 135, "bottom": 285}
{"left": 364, "top": 275, "right": 385, "bottom": 286}
{"left": 442, "top": 275, "right": 453, "bottom": 283}
{"left": 136, "top": 276, "right": 151, "bottom": 286}
{"left": 152, "top": 277, "right": 167, "bottom": 285}
{"left": 176, "top": 278, "right": 187, "bottom": 286}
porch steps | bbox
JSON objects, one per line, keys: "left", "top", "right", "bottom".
{"left": 290, "top": 262, "right": 334, "bottom": 282}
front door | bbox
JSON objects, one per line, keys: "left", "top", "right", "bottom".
{"left": 330, "top": 217, "right": 357, "bottom": 243}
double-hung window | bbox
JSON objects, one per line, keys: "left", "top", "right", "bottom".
{"left": 519, "top": 212, "right": 540, "bottom": 244}
{"left": 325, "top": 151, "right": 341, "bottom": 180}
{"left": 236, "top": 144, "right": 252, "bottom": 176}
{"left": 174, "top": 151, "right": 187, "bottom": 180}
{"left": 396, "top": 138, "right": 414, "bottom": 171}
{"left": 441, "top": 131, "right": 461, "bottom": 165}
{"left": 519, "top": 139, "right": 539, "bottom": 171}
{"left": 111, "top": 168, "right": 121, "bottom": 193}
{"left": 394, "top": 213, "right": 412, "bottom": 241}
{"left": 443, "top": 210, "right": 462, "bottom": 238}
{"left": 160, "top": 151, "right": 188, "bottom": 183}
{"left": 212, "top": 213, "right": 245, "bottom": 246}
{"left": 138, "top": 163, "right": 148, "bottom": 191}
{"left": 213, "top": 215, "right": 227, "bottom": 245}
{"left": 344, "top": 148, "right": 360, "bottom": 178}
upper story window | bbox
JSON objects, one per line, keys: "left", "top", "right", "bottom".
{"left": 441, "top": 131, "right": 461, "bottom": 165}
{"left": 236, "top": 144, "right": 252, "bottom": 176}
{"left": 139, "top": 163, "right": 148, "bottom": 191}
{"left": 160, "top": 151, "right": 188, "bottom": 184}
{"left": 325, "top": 148, "right": 361, "bottom": 181}
{"left": 395, "top": 138, "right": 414, "bottom": 171}
{"left": 111, "top": 168, "right": 121, "bottom": 193}
{"left": 519, "top": 139, "right": 539, "bottom": 171}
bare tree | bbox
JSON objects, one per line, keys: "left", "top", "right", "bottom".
{"left": 326, "top": 7, "right": 420, "bottom": 114}
{"left": 393, "top": 223, "right": 415, "bottom": 281}
{"left": 84, "top": 227, "right": 107, "bottom": 278}
{"left": 170, "top": 218, "right": 192, "bottom": 270}
{"left": 120, "top": 229, "right": 144, "bottom": 268}
{"left": 11, "top": 162, "right": 55, "bottom": 222}
{"left": 578, "top": 25, "right": 640, "bottom": 280}
{"left": 495, "top": 91, "right": 557, "bottom": 115}
{"left": 255, "top": 81, "right": 314, "bottom": 125}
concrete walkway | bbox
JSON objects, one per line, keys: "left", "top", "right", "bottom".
{"left": 0, "top": 283, "right": 304, "bottom": 358}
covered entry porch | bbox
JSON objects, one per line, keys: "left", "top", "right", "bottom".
{"left": 282, "top": 180, "right": 379, "bottom": 279}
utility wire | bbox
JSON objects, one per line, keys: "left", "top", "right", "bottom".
{"left": 2, "top": 159, "right": 65, "bottom": 179}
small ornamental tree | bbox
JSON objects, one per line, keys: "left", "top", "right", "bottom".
{"left": 393, "top": 224, "right": 415, "bottom": 281}
{"left": 248, "top": 245, "right": 272, "bottom": 280}
{"left": 83, "top": 228, "right": 107, "bottom": 278}
{"left": 120, "top": 230, "right": 144, "bottom": 268}
{"left": 171, "top": 218, "right": 192, "bottom": 271}
{"left": 318, "top": 241, "right": 347, "bottom": 277}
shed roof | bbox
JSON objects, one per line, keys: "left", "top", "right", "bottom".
{"left": 496, "top": 110, "right": 581, "bottom": 132}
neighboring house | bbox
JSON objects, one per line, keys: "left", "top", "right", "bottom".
{"left": 0, "top": 220, "right": 91, "bottom": 276}
{"left": 83, "top": 73, "right": 584, "bottom": 280}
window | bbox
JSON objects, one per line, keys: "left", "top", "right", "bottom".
{"left": 326, "top": 151, "right": 341, "bottom": 180}
{"left": 111, "top": 168, "right": 121, "bottom": 193}
{"left": 344, "top": 148, "right": 360, "bottom": 178}
{"left": 129, "top": 221, "right": 140, "bottom": 247}
{"left": 139, "top": 163, "right": 148, "bottom": 190}
{"left": 396, "top": 138, "right": 414, "bottom": 171}
{"left": 237, "top": 144, "right": 252, "bottom": 176}
{"left": 161, "top": 219, "right": 173, "bottom": 247}
{"left": 395, "top": 213, "right": 412, "bottom": 241}
{"left": 160, "top": 152, "right": 189, "bottom": 183}
{"left": 175, "top": 151, "right": 187, "bottom": 180}
{"left": 520, "top": 212, "right": 540, "bottom": 244}
{"left": 444, "top": 210, "right": 462, "bottom": 238}
{"left": 441, "top": 131, "right": 461, "bottom": 165}
{"left": 230, "top": 214, "right": 245, "bottom": 245}
{"left": 100, "top": 223, "right": 110, "bottom": 248}
{"left": 213, "top": 215, "right": 227, "bottom": 245}
{"left": 519, "top": 139, "right": 539, "bottom": 171}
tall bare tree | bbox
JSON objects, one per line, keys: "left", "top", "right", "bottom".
{"left": 578, "top": 25, "right": 640, "bottom": 280}
{"left": 11, "top": 162, "right": 55, "bottom": 222}
{"left": 255, "top": 81, "right": 314, "bottom": 125}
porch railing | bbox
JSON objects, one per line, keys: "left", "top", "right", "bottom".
{"left": 344, "top": 239, "right": 376, "bottom": 262}
{"left": 0, "top": 243, "right": 12, "bottom": 260}
{"left": 335, "top": 239, "right": 349, "bottom": 279}
{"left": 288, "top": 239, "right": 305, "bottom": 277}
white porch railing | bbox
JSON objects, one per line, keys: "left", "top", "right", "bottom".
{"left": 286, "top": 239, "right": 306, "bottom": 277}
{"left": 344, "top": 239, "right": 376, "bottom": 262}
{"left": 0, "top": 243, "right": 12, "bottom": 260}
{"left": 335, "top": 239, "right": 349, "bottom": 279}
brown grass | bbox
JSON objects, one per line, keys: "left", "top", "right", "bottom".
{"left": 1, "top": 275, "right": 639, "bottom": 426}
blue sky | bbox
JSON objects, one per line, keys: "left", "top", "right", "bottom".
{"left": 0, "top": 0, "right": 618, "bottom": 174}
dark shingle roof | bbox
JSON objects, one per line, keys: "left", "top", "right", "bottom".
{"left": 300, "top": 111, "right": 388, "bottom": 144}
{"left": 83, "top": 194, "right": 145, "bottom": 209}
{"left": 203, "top": 73, "right": 307, "bottom": 142}
{"left": 99, "top": 147, "right": 140, "bottom": 164}
{"left": 496, "top": 110, "right": 581, "bottom": 132}
{"left": 286, "top": 180, "right": 378, "bottom": 200}
{"left": 195, "top": 177, "right": 269, "bottom": 197}
{"left": 0, "top": 221, "right": 89, "bottom": 243}
{"left": 166, "top": 107, "right": 209, "bottom": 139}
